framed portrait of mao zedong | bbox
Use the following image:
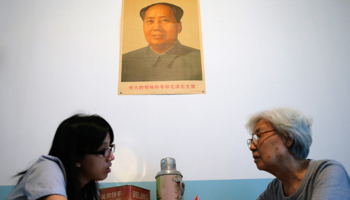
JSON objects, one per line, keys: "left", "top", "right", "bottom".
{"left": 118, "top": 0, "right": 205, "bottom": 95}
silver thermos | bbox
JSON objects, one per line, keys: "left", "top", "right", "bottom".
{"left": 155, "top": 157, "right": 185, "bottom": 200}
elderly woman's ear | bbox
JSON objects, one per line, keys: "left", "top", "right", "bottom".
{"left": 284, "top": 135, "right": 294, "bottom": 148}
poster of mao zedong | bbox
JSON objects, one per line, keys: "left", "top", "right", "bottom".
{"left": 118, "top": 0, "right": 205, "bottom": 95}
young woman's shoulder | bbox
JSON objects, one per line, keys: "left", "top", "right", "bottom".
{"left": 8, "top": 155, "right": 67, "bottom": 200}
{"left": 30, "top": 155, "right": 65, "bottom": 173}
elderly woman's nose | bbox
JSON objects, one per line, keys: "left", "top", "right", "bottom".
{"left": 249, "top": 143, "right": 257, "bottom": 151}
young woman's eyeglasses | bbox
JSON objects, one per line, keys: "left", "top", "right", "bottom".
{"left": 87, "top": 144, "right": 115, "bottom": 157}
{"left": 247, "top": 129, "right": 276, "bottom": 148}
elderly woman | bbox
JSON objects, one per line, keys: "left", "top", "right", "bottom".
{"left": 246, "top": 107, "right": 350, "bottom": 199}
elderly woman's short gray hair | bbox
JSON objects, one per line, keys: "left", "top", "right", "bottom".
{"left": 246, "top": 107, "right": 313, "bottom": 160}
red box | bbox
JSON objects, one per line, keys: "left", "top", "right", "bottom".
{"left": 100, "top": 185, "right": 150, "bottom": 200}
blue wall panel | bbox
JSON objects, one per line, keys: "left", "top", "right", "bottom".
{"left": 1, "top": 179, "right": 272, "bottom": 200}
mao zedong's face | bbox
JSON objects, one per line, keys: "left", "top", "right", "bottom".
{"left": 143, "top": 4, "right": 182, "bottom": 54}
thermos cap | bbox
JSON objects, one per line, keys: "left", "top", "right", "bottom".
{"left": 161, "top": 157, "right": 176, "bottom": 170}
{"left": 155, "top": 157, "right": 183, "bottom": 178}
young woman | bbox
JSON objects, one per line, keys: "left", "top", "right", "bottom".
{"left": 8, "top": 114, "right": 115, "bottom": 200}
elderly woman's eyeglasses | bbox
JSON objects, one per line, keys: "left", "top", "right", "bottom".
{"left": 87, "top": 144, "right": 115, "bottom": 158}
{"left": 247, "top": 129, "right": 276, "bottom": 148}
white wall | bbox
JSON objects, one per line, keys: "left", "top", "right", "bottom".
{"left": 1, "top": 0, "right": 350, "bottom": 185}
